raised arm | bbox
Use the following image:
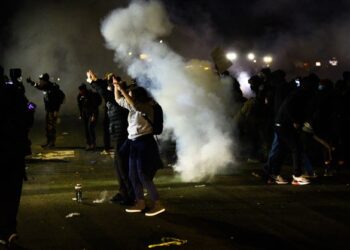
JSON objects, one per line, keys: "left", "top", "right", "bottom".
{"left": 113, "top": 76, "right": 135, "bottom": 107}
{"left": 86, "top": 70, "right": 98, "bottom": 83}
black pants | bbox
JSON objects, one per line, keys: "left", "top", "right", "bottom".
{"left": 45, "top": 111, "right": 57, "bottom": 145}
{"left": 0, "top": 156, "right": 25, "bottom": 239}
{"left": 114, "top": 138, "right": 134, "bottom": 201}
{"left": 128, "top": 135, "right": 162, "bottom": 201}
{"left": 83, "top": 116, "right": 97, "bottom": 146}
{"left": 268, "top": 127, "right": 303, "bottom": 177}
{"left": 103, "top": 114, "right": 111, "bottom": 150}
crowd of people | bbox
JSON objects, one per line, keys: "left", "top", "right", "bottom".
{"left": 0, "top": 66, "right": 165, "bottom": 248}
{"left": 231, "top": 68, "right": 350, "bottom": 185}
{"left": 1, "top": 63, "right": 349, "bottom": 247}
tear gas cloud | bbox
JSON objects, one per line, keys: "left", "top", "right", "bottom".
{"left": 1, "top": 0, "right": 126, "bottom": 118}
{"left": 101, "top": 0, "right": 235, "bottom": 181}
{"left": 237, "top": 72, "right": 254, "bottom": 99}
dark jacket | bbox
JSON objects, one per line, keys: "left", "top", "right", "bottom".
{"left": 0, "top": 84, "right": 32, "bottom": 159}
{"left": 77, "top": 90, "right": 100, "bottom": 119}
{"left": 34, "top": 81, "right": 64, "bottom": 112}
{"left": 275, "top": 89, "right": 311, "bottom": 129}
{"left": 91, "top": 79, "right": 128, "bottom": 142}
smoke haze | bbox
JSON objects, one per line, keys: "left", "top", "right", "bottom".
{"left": 1, "top": 0, "right": 128, "bottom": 118}
{"left": 1, "top": 0, "right": 350, "bottom": 180}
{"left": 101, "top": 0, "right": 235, "bottom": 181}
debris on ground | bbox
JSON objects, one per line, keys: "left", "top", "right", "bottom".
{"left": 65, "top": 212, "right": 80, "bottom": 218}
{"left": 31, "top": 150, "right": 75, "bottom": 160}
{"left": 194, "top": 184, "right": 206, "bottom": 188}
{"left": 148, "top": 237, "right": 187, "bottom": 248}
{"left": 93, "top": 190, "right": 108, "bottom": 203}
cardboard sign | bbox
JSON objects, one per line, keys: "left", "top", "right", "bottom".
{"left": 211, "top": 47, "right": 232, "bottom": 73}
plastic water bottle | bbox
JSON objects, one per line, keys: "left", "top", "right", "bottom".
{"left": 75, "top": 184, "right": 82, "bottom": 202}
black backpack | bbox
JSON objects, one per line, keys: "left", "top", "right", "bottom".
{"left": 52, "top": 83, "right": 65, "bottom": 105}
{"left": 143, "top": 102, "right": 164, "bottom": 135}
{"left": 57, "top": 88, "right": 65, "bottom": 105}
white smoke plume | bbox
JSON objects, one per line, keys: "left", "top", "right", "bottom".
{"left": 101, "top": 0, "right": 235, "bottom": 182}
{"left": 237, "top": 71, "right": 254, "bottom": 99}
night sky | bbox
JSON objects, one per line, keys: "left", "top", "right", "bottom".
{"left": 1, "top": 0, "right": 349, "bottom": 87}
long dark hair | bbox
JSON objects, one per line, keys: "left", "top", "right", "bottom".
{"left": 131, "top": 86, "right": 153, "bottom": 103}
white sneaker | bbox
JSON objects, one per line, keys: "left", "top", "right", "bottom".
{"left": 145, "top": 201, "right": 165, "bottom": 217}
{"left": 125, "top": 200, "right": 145, "bottom": 213}
{"left": 272, "top": 175, "right": 288, "bottom": 184}
{"left": 292, "top": 175, "right": 310, "bottom": 185}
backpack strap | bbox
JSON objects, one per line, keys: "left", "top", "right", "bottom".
{"left": 141, "top": 112, "right": 160, "bottom": 144}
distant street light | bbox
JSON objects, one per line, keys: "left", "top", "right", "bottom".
{"left": 247, "top": 53, "right": 255, "bottom": 61}
{"left": 226, "top": 52, "right": 238, "bottom": 61}
{"left": 263, "top": 56, "right": 273, "bottom": 64}
{"left": 139, "top": 53, "right": 149, "bottom": 60}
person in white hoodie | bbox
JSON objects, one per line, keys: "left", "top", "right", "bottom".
{"left": 113, "top": 77, "right": 164, "bottom": 216}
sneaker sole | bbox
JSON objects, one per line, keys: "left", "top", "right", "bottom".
{"left": 275, "top": 181, "right": 288, "bottom": 185}
{"left": 145, "top": 208, "right": 165, "bottom": 217}
{"left": 292, "top": 181, "right": 310, "bottom": 185}
{"left": 125, "top": 209, "right": 143, "bottom": 213}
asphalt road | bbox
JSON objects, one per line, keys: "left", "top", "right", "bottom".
{"left": 11, "top": 117, "right": 350, "bottom": 250}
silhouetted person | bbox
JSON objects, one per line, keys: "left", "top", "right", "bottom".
{"left": 0, "top": 66, "right": 34, "bottom": 247}
{"left": 77, "top": 83, "right": 101, "bottom": 151}
{"left": 265, "top": 79, "right": 315, "bottom": 185}
{"left": 87, "top": 70, "right": 134, "bottom": 205}
{"left": 113, "top": 78, "right": 165, "bottom": 216}
{"left": 235, "top": 75, "right": 266, "bottom": 162}
{"left": 27, "top": 73, "right": 65, "bottom": 148}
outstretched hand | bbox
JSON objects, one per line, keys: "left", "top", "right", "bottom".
{"left": 112, "top": 76, "right": 121, "bottom": 90}
{"left": 86, "top": 70, "right": 97, "bottom": 83}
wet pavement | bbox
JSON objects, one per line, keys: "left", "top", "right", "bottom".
{"left": 13, "top": 118, "right": 350, "bottom": 249}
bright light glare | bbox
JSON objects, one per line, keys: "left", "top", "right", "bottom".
{"left": 315, "top": 61, "right": 321, "bottom": 67}
{"left": 226, "top": 52, "right": 238, "bottom": 61}
{"left": 139, "top": 53, "right": 148, "bottom": 60}
{"left": 247, "top": 53, "right": 255, "bottom": 61}
{"left": 263, "top": 56, "right": 273, "bottom": 63}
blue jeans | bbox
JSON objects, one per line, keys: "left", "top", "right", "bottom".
{"left": 266, "top": 127, "right": 304, "bottom": 177}
{"left": 128, "top": 135, "right": 161, "bottom": 201}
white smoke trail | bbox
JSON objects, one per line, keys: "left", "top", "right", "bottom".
{"left": 237, "top": 71, "right": 255, "bottom": 99}
{"left": 101, "top": 0, "right": 235, "bottom": 181}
